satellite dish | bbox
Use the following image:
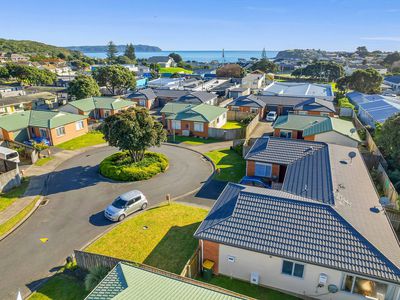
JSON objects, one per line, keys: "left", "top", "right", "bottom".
{"left": 328, "top": 284, "right": 339, "bottom": 293}
{"left": 379, "top": 197, "right": 391, "bottom": 207}
{"left": 348, "top": 151, "right": 357, "bottom": 164}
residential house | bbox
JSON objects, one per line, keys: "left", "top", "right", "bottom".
{"left": 175, "top": 91, "right": 218, "bottom": 106}
{"left": 292, "top": 98, "right": 336, "bottom": 116}
{"left": 0, "top": 110, "right": 88, "bottom": 145}
{"left": 59, "top": 97, "right": 134, "bottom": 120}
{"left": 86, "top": 262, "right": 245, "bottom": 300}
{"left": 147, "top": 78, "right": 184, "bottom": 89}
{"left": 226, "top": 94, "right": 266, "bottom": 119}
{"left": 126, "top": 88, "right": 157, "bottom": 109}
{"left": 196, "top": 139, "right": 400, "bottom": 299}
{"left": 384, "top": 76, "right": 400, "bottom": 93}
{"left": 153, "top": 89, "right": 189, "bottom": 107}
{"left": 228, "top": 87, "right": 250, "bottom": 99}
{"left": 147, "top": 56, "right": 176, "bottom": 68}
{"left": 262, "top": 82, "right": 334, "bottom": 101}
{"left": 273, "top": 114, "right": 360, "bottom": 147}
{"left": 10, "top": 54, "right": 29, "bottom": 62}
{"left": 0, "top": 92, "right": 58, "bottom": 113}
{"left": 241, "top": 72, "right": 265, "bottom": 90}
{"left": 0, "top": 85, "right": 25, "bottom": 98}
{"left": 160, "top": 103, "right": 227, "bottom": 138}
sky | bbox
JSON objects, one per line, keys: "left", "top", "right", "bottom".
{"left": 1, "top": 0, "right": 400, "bottom": 51}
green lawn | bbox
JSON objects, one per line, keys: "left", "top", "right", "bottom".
{"left": 197, "top": 275, "right": 300, "bottom": 300}
{"left": 205, "top": 148, "right": 245, "bottom": 182}
{"left": 221, "top": 121, "right": 246, "bottom": 130}
{"left": 159, "top": 67, "right": 193, "bottom": 74}
{"left": 29, "top": 274, "right": 88, "bottom": 300}
{"left": 86, "top": 203, "right": 208, "bottom": 274}
{"left": 0, "top": 179, "right": 30, "bottom": 212}
{"left": 57, "top": 131, "right": 105, "bottom": 150}
{"left": 167, "top": 135, "right": 221, "bottom": 145}
{"left": 35, "top": 156, "right": 54, "bottom": 166}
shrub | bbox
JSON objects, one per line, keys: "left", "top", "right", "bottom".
{"left": 84, "top": 265, "right": 110, "bottom": 291}
{"left": 240, "top": 114, "right": 257, "bottom": 125}
{"left": 338, "top": 97, "right": 355, "bottom": 110}
{"left": 99, "top": 151, "right": 169, "bottom": 181}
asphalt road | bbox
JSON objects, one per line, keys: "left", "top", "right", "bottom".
{"left": 0, "top": 145, "right": 212, "bottom": 299}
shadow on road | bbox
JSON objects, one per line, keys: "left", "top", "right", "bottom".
{"left": 195, "top": 180, "right": 227, "bottom": 200}
{"left": 89, "top": 211, "right": 114, "bottom": 227}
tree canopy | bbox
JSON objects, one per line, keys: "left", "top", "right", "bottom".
{"left": 216, "top": 64, "right": 245, "bottom": 78}
{"left": 169, "top": 52, "right": 182, "bottom": 63}
{"left": 356, "top": 46, "right": 369, "bottom": 57}
{"left": 347, "top": 68, "right": 383, "bottom": 94}
{"left": 383, "top": 52, "right": 400, "bottom": 68}
{"left": 124, "top": 43, "right": 136, "bottom": 61}
{"left": 106, "top": 41, "right": 118, "bottom": 63}
{"left": 377, "top": 113, "right": 400, "bottom": 166}
{"left": 0, "top": 66, "right": 9, "bottom": 79}
{"left": 251, "top": 59, "right": 278, "bottom": 73}
{"left": 5, "top": 63, "right": 56, "bottom": 85}
{"left": 67, "top": 75, "right": 100, "bottom": 100}
{"left": 93, "top": 65, "right": 136, "bottom": 95}
{"left": 101, "top": 107, "right": 166, "bottom": 162}
{"left": 292, "top": 61, "right": 344, "bottom": 81}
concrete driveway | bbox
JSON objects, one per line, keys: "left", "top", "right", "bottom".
{"left": 0, "top": 145, "right": 212, "bottom": 299}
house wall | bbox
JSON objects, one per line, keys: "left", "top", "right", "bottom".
{"left": 167, "top": 119, "right": 209, "bottom": 138}
{"left": 227, "top": 106, "right": 265, "bottom": 119}
{"left": 49, "top": 119, "right": 89, "bottom": 145}
{"left": 202, "top": 240, "right": 219, "bottom": 274}
{"left": 209, "top": 112, "right": 227, "bottom": 128}
{"left": 314, "top": 131, "right": 359, "bottom": 148}
{"left": 246, "top": 160, "right": 280, "bottom": 178}
{"left": 273, "top": 129, "right": 299, "bottom": 139}
{"left": 294, "top": 110, "right": 335, "bottom": 117}
{"left": 1, "top": 129, "right": 13, "bottom": 141}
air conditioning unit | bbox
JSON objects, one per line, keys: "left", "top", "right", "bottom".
{"left": 250, "top": 272, "right": 259, "bottom": 285}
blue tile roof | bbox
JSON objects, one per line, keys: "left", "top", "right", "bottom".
{"left": 194, "top": 183, "right": 400, "bottom": 283}
{"left": 228, "top": 95, "right": 266, "bottom": 108}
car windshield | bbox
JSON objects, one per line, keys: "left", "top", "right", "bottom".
{"left": 6, "top": 152, "right": 18, "bottom": 159}
{"left": 268, "top": 112, "right": 275, "bottom": 116}
{"left": 112, "top": 198, "right": 127, "bottom": 209}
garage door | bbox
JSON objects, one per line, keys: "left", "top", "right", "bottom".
{"left": 13, "top": 129, "right": 29, "bottom": 143}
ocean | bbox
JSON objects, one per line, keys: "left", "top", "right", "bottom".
{"left": 83, "top": 50, "right": 278, "bottom": 63}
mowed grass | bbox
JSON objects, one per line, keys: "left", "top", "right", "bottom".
{"left": 159, "top": 67, "right": 193, "bottom": 74}
{"left": 205, "top": 148, "right": 245, "bottom": 182}
{"left": 57, "top": 131, "right": 105, "bottom": 150}
{"left": 35, "top": 156, "right": 54, "bottom": 166}
{"left": 221, "top": 121, "right": 246, "bottom": 129}
{"left": 197, "top": 275, "right": 300, "bottom": 300}
{"left": 168, "top": 135, "right": 221, "bottom": 145}
{"left": 86, "top": 203, "right": 208, "bottom": 274}
{"left": 29, "top": 274, "right": 88, "bottom": 300}
{"left": 0, "top": 179, "right": 30, "bottom": 212}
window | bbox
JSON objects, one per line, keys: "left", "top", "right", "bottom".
{"left": 194, "top": 122, "right": 204, "bottom": 132}
{"left": 297, "top": 111, "right": 308, "bottom": 115}
{"left": 250, "top": 107, "right": 259, "bottom": 113}
{"left": 342, "top": 274, "right": 389, "bottom": 299}
{"left": 39, "top": 128, "right": 48, "bottom": 138}
{"left": 75, "top": 120, "right": 84, "bottom": 130}
{"left": 231, "top": 106, "right": 240, "bottom": 111}
{"left": 171, "top": 120, "right": 181, "bottom": 130}
{"left": 281, "top": 260, "right": 304, "bottom": 278}
{"left": 280, "top": 130, "right": 292, "bottom": 139}
{"left": 104, "top": 110, "right": 110, "bottom": 118}
{"left": 55, "top": 127, "right": 65, "bottom": 137}
{"left": 254, "top": 162, "right": 272, "bottom": 177}
{"left": 133, "top": 196, "right": 141, "bottom": 202}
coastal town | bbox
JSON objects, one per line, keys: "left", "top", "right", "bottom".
{"left": 1, "top": 2, "right": 400, "bottom": 300}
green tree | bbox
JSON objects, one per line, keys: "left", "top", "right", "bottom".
{"left": 101, "top": 107, "right": 166, "bottom": 162}
{"left": 216, "top": 64, "right": 246, "bottom": 78}
{"left": 106, "top": 41, "right": 118, "bottom": 63}
{"left": 292, "top": 61, "right": 344, "bottom": 81}
{"left": 124, "top": 43, "right": 136, "bottom": 61}
{"left": 377, "top": 113, "right": 400, "bottom": 169}
{"left": 0, "top": 66, "right": 9, "bottom": 79}
{"left": 57, "top": 52, "right": 66, "bottom": 60}
{"left": 169, "top": 52, "right": 182, "bottom": 63}
{"left": 116, "top": 55, "right": 133, "bottom": 64}
{"left": 383, "top": 52, "right": 400, "bottom": 68}
{"left": 348, "top": 68, "right": 383, "bottom": 94}
{"left": 336, "top": 76, "right": 350, "bottom": 92}
{"left": 67, "top": 75, "right": 100, "bottom": 100}
{"left": 6, "top": 63, "right": 56, "bottom": 85}
{"left": 251, "top": 59, "right": 279, "bottom": 73}
{"left": 93, "top": 65, "right": 136, "bottom": 95}
{"left": 356, "top": 46, "right": 369, "bottom": 57}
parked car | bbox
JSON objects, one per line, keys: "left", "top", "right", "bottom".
{"left": 239, "top": 176, "right": 270, "bottom": 188}
{"left": 266, "top": 111, "right": 277, "bottom": 122}
{"left": 0, "top": 146, "right": 20, "bottom": 163}
{"left": 104, "top": 190, "right": 148, "bottom": 222}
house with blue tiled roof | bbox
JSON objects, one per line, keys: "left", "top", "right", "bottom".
{"left": 195, "top": 137, "right": 400, "bottom": 300}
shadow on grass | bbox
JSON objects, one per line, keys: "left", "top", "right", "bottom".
{"left": 143, "top": 222, "right": 201, "bottom": 274}
{"left": 209, "top": 149, "right": 245, "bottom": 182}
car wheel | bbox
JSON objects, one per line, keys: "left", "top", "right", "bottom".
{"left": 141, "top": 203, "right": 148, "bottom": 210}
{"left": 118, "top": 214, "right": 126, "bottom": 222}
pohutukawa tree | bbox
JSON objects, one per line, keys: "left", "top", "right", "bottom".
{"left": 101, "top": 107, "right": 167, "bottom": 162}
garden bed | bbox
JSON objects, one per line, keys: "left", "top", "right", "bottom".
{"left": 99, "top": 151, "right": 169, "bottom": 181}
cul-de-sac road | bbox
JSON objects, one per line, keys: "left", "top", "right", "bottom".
{"left": 0, "top": 145, "right": 213, "bottom": 299}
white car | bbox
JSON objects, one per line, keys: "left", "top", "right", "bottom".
{"left": 104, "top": 190, "right": 148, "bottom": 222}
{"left": 266, "top": 111, "right": 277, "bottom": 122}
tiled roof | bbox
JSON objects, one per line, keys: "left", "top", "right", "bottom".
{"left": 153, "top": 89, "right": 189, "bottom": 99}
{"left": 161, "top": 103, "right": 227, "bottom": 123}
{"left": 68, "top": 97, "right": 134, "bottom": 111}
{"left": 176, "top": 91, "right": 217, "bottom": 104}
{"left": 273, "top": 114, "right": 327, "bottom": 131}
{"left": 227, "top": 95, "right": 266, "bottom": 108}
{"left": 127, "top": 88, "right": 156, "bottom": 100}
{"left": 293, "top": 98, "right": 335, "bottom": 112}
{"left": 194, "top": 183, "right": 400, "bottom": 283}
{"left": 303, "top": 117, "right": 361, "bottom": 142}
{"left": 86, "top": 262, "right": 244, "bottom": 300}
{"left": 257, "top": 95, "right": 315, "bottom": 106}
{"left": 147, "top": 56, "right": 173, "bottom": 63}
{"left": 385, "top": 75, "right": 400, "bottom": 84}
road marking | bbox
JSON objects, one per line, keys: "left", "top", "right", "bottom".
{"left": 39, "top": 238, "right": 48, "bottom": 243}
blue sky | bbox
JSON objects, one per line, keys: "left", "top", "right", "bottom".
{"left": 1, "top": 0, "right": 400, "bottom": 51}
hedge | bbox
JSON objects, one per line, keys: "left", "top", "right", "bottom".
{"left": 338, "top": 97, "right": 355, "bottom": 110}
{"left": 99, "top": 151, "right": 169, "bottom": 181}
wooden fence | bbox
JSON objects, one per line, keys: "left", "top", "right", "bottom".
{"left": 74, "top": 250, "right": 132, "bottom": 271}
{"left": 180, "top": 246, "right": 201, "bottom": 279}
{"left": 208, "top": 115, "right": 259, "bottom": 141}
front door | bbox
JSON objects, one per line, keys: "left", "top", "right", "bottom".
{"left": 39, "top": 128, "right": 48, "bottom": 138}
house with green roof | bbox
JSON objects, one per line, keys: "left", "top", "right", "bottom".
{"left": 273, "top": 114, "right": 361, "bottom": 147}
{"left": 0, "top": 110, "right": 88, "bottom": 146}
{"left": 59, "top": 97, "right": 135, "bottom": 120}
{"left": 160, "top": 103, "right": 228, "bottom": 138}
{"left": 86, "top": 262, "right": 246, "bottom": 300}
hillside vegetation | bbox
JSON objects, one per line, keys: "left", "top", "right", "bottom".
{"left": 67, "top": 44, "right": 162, "bottom": 53}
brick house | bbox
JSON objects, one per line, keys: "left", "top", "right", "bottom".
{"left": 126, "top": 88, "right": 157, "bottom": 109}
{"left": 160, "top": 103, "right": 227, "bottom": 138}
{"left": 59, "top": 97, "right": 135, "bottom": 120}
{"left": 226, "top": 94, "right": 266, "bottom": 119}
{"left": 0, "top": 110, "right": 88, "bottom": 146}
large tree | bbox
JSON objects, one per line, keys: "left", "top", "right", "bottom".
{"left": 106, "top": 41, "right": 118, "bottom": 63}
{"left": 169, "top": 52, "right": 182, "bottom": 63}
{"left": 216, "top": 64, "right": 245, "bottom": 78}
{"left": 67, "top": 75, "right": 100, "bottom": 100}
{"left": 356, "top": 46, "right": 369, "bottom": 57}
{"left": 6, "top": 63, "right": 56, "bottom": 85}
{"left": 93, "top": 65, "right": 136, "bottom": 95}
{"left": 101, "top": 107, "right": 166, "bottom": 162}
{"left": 383, "top": 52, "right": 400, "bottom": 68}
{"left": 0, "top": 66, "right": 9, "bottom": 79}
{"left": 251, "top": 59, "right": 278, "bottom": 73}
{"left": 347, "top": 68, "right": 383, "bottom": 94}
{"left": 124, "top": 43, "right": 136, "bottom": 61}
{"left": 377, "top": 113, "right": 400, "bottom": 167}
{"left": 292, "top": 61, "right": 344, "bottom": 82}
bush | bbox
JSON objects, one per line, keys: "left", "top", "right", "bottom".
{"left": 99, "top": 151, "right": 169, "bottom": 181}
{"left": 240, "top": 114, "right": 257, "bottom": 125}
{"left": 338, "top": 97, "right": 355, "bottom": 110}
{"left": 84, "top": 265, "right": 110, "bottom": 291}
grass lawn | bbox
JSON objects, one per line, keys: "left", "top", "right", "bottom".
{"left": 167, "top": 135, "right": 221, "bottom": 145}
{"left": 35, "top": 156, "right": 54, "bottom": 166}
{"left": 29, "top": 274, "right": 88, "bottom": 300}
{"left": 205, "top": 148, "right": 245, "bottom": 182}
{"left": 57, "top": 131, "right": 105, "bottom": 150}
{"left": 159, "top": 67, "right": 193, "bottom": 74}
{"left": 221, "top": 121, "right": 246, "bottom": 130}
{"left": 0, "top": 179, "right": 30, "bottom": 213}
{"left": 86, "top": 203, "right": 208, "bottom": 274}
{"left": 197, "top": 275, "right": 300, "bottom": 300}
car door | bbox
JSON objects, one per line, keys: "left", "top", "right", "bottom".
{"left": 132, "top": 195, "right": 142, "bottom": 212}
{"left": 125, "top": 199, "right": 135, "bottom": 215}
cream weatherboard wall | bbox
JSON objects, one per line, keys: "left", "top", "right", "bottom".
{"left": 218, "top": 244, "right": 400, "bottom": 300}
{"left": 313, "top": 131, "right": 359, "bottom": 148}
{"left": 210, "top": 112, "right": 227, "bottom": 128}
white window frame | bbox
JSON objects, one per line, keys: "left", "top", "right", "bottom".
{"left": 194, "top": 122, "right": 204, "bottom": 132}
{"left": 341, "top": 274, "right": 390, "bottom": 299}
{"left": 171, "top": 120, "right": 181, "bottom": 130}
{"left": 281, "top": 260, "right": 305, "bottom": 278}
{"left": 280, "top": 130, "right": 292, "bottom": 139}
{"left": 75, "top": 120, "right": 84, "bottom": 131}
{"left": 231, "top": 106, "right": 240, "bottom": 111}
{"left": 55, "top": 126, "right": 65, "bottom": 137}
{"left": 254, "top": 162, "right": 272, "bottom": 177}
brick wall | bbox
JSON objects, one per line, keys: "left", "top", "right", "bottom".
{"left": 272, "top": 164, "right": 280, "bottom": 177}
{"left": 202, "top": 240, "right": 220, "bottom": 274}
{"left": 167, "top": 120, "right": 209, "bottom": 138}
{"left": 304, "top": 135, "right": 315, "bottom": 141}
{"left": 273, "top": 129, "right": 280, "bottom": 137}
{"left": 2, "top": 129, "right": 13, "bottom": 141}
{"left": 247, "top": 160, "right": 255, "bottom": 176}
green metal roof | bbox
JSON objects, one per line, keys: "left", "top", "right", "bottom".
{"left": 69, "top": 97, "right": 134, "bottom": 112}
{"left": 86, "top": 262, "right": 244, "bottom": 300}
{"left": 303, "top": 117, "right": 361, "bottom": 141}
{"left": 0, "top": 110, "right": 87, "bottom": 131}
{"left": 162, "top": 103, "right": 227, "bottom": 123}
{"left": 274, "top": 114, "right": 327, "bottom": 130}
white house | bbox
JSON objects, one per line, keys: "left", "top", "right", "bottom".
{"left": 262, "top": 82, "right": 335, "bottom": 101}
{"left": 241, "top": 73, "right": 265, "bottom": 90}
{"left": 147, "top": 56, "right": 176, "bottom": 68}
